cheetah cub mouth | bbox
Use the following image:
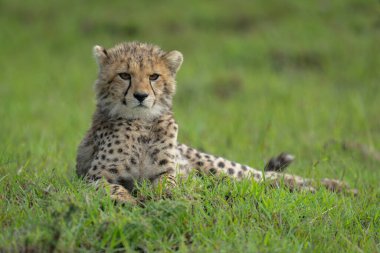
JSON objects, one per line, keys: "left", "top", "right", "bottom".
{"left": 93, "top": 42, "right": 183, "bottom": 120}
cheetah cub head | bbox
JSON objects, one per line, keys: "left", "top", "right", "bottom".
{"left": 93, "top": 42, "right": 183, "bottom": 120}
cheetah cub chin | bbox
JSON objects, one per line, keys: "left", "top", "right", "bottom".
{"left": 76, "top": 41, "right": 357, "bottom": 203}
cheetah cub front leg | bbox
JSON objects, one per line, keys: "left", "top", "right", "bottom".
{"left": 77, "top": 128, "right": 138, "bottom": 204}
{"left": 148, "top": 116, "right": 180, "bottom": 197}
{"left": 88, "top": 178, "right": 137, "bottom": 204}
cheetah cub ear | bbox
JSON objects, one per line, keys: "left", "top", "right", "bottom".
{"left": 164, "top": 50, "right": 183, "bottom": 74}
{"left": 93, "top": 45, "right": 109, "bottom": 66}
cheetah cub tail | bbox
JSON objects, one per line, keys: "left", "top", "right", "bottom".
{"left": 264, "top": 153, "right": 295, "bottom": 172}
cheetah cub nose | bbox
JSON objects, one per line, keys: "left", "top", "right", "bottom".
{"left": 133, "top": 92, "right": 149, "bottom": 102}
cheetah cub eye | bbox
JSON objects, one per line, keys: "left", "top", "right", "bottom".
{"left": 149, "top": 73, "right": 160, "bottom": 81}
{"left": 119, "top": 72, "right": 131, "bottom": 80}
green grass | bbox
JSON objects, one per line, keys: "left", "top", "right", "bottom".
{"left": 1, "top": 0, "right": 379, "bottom": 252}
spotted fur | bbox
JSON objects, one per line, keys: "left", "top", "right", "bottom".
{"left": 76, "top": 42, "right": 357, "bottom": 203}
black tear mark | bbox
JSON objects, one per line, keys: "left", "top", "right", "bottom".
{"left": 124, "top": 81, "right": 132, "bottom": 98}
{"left": 149, "top": 80, "right": 156, "bottom": 96}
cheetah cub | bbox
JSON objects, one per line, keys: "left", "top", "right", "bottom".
{"left": 76, "top": 42, "right": 356, "bottom": 203}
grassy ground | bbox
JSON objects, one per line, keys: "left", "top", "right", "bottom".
{"left": 0, "top": 0, "right": 379, "bottom": 252}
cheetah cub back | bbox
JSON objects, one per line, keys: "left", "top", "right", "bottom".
{"left": 76, "top": 42, "right": 357, "bottom": 203}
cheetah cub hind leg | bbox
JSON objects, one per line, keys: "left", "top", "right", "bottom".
{"left": 263, "top": 153, "right": 358, "bottom": 195}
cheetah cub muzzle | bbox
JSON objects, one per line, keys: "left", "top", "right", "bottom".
{"left": 76, "top": 41, "right": 357, "bottom": 203}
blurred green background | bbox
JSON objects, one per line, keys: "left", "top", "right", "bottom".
{"left": 0, "top": 0, "right": 379, "bottom": 251}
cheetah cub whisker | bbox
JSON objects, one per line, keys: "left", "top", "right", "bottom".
{"left": 76, "top": 42, "right": 357, "bottom": 203}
